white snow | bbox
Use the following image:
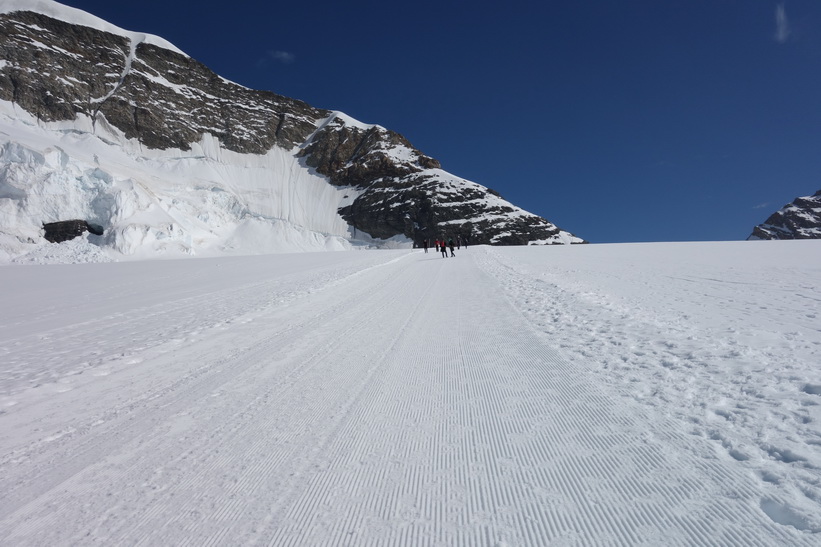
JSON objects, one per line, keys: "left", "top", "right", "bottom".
{"left": 325, "top": 110, "right": 380, "bottom": 132}
{"left": 1, "top": 241, "right": 819, "bottom": 544}
{"left": 0, "top": 99, "right": 390, "bottom": 262}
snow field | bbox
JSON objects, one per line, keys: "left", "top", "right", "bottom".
{"left": 0, "top": 242, "right": 819, "bottom": 545}
{"left": 480, "top": 241, "right": 821, "bottom": 536}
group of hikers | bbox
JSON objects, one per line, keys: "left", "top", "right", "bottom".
{"left": 420, "top": 235, "right": 468, "bottom": 258}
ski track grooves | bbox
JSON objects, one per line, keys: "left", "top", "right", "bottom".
{"left": 473, "top": 248, "right": 810, "bottom": 546}
{"left": 0, "top": 261, "right": 386, "bottom": 503}
{"left": 0, "top": 249, "right": 815, "bottom": 545}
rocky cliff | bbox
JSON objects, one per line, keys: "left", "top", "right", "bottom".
{"left": 0, "top": 9, "right": 326, "bottom": 153}
{"left": 0, "top": 1, "right": 582, "bottom": 259}
{"left": 749, "top": 190, "right": 821, "bottom": 240}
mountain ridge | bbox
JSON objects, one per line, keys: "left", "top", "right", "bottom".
{"left": 749, "top": 190, "right": 821, "bottom": 241}
{"left": 0, "top": 1, "right": 583, "bottom": 262}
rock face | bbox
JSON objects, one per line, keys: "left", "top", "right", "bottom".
{"left": 43, "top": 220, "right": 103, "bottom": 243}
{"left": 0, "top": 3, "right": 583, "bottom": 249}
{"left": 0, "top": 10, "right": 325, "bottom": 153}
{"left": 298, "top": 115, "right": 573, "bottom": 244}
{"left": 749, "top": 190, "right": 821, "bottom": 240}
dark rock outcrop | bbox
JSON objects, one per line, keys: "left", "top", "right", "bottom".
{"left": 749, "top": 190, "right": 821, "bottom": 240}
{"left": 43, "top": 220, "right": 103, "bottom": 243}
{"left": 299, "top": 118, "right": 441, "bottom": 187}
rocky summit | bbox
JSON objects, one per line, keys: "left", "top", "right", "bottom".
{"left": 0, "top": 2, "right": 582, "bottom": 261}
{"left": 749, "top": 190, "right": 821, "bottom": 240}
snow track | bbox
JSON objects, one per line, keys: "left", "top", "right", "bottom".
{"left": 0, "top": 247, "right": 815, "bottom": 545}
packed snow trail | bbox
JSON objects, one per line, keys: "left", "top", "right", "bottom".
{"left": 0, "top": 248, "right": 814, "bottom": 545}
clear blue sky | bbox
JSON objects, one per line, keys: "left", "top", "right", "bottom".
{"left": 58, "top": 0, "right": 821, "bottom": 243}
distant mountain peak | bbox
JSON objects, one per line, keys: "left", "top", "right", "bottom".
{"left": 749, "top": 190, "right": 821, "bottom": 240}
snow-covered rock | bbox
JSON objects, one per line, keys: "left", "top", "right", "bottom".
{"left": 749, "top": 190, "right": 821, "bottom": 240}
{"left": 0, "top": 1, "right": 583, "bottom": 263}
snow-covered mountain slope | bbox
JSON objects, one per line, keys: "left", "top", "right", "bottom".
{"left": 0, "top": 102, "right": 362, "bottom": 262}
{"left": 749, "top": 190, "right": 821, "bottom": 240}
{"left": 0, "top": 1, "right": 582, "bottom": 262}
{"left": 1, "top": 242, "right": 819, "bottom": 543}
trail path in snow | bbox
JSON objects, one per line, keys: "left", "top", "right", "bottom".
{"left": 0, "top": 248, "right": 812, "bottom": 545}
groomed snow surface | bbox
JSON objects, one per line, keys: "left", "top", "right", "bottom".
{"left": 1, "top": 240, "right": 820, "bottom": 545}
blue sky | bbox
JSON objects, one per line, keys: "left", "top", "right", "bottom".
{"left": 58, "top": 0, "right": 821, "bottom": 243}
